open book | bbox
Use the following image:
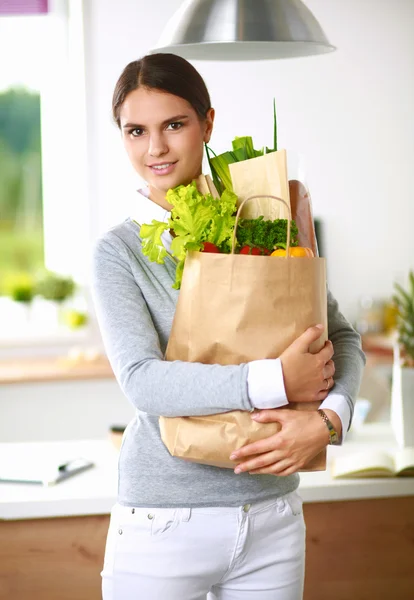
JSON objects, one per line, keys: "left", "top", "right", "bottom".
{"left": 332, "top": 447, "right": 414, "bottom": 479}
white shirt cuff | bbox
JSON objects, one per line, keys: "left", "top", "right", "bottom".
{"left": 319, "top": 393, "right": 351, "bottom": 444}
{"left": 247, "top": 359, "right": 289, "bottom": 409}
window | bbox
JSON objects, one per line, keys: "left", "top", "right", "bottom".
{"left": 0, "top": 1, "right": 93, "bottom": 350}
{"left": 0, "top": 16, "right": 46, "bottom": 294}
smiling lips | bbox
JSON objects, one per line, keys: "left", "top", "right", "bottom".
{"left": 148, "top": 161, "right": 177, "bottom": 175}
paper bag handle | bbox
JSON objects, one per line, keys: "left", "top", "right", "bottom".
{"left": 231, "top": 195, "right": 292, "bottom": 255}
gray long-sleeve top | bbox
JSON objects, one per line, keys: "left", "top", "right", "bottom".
{"left": 91, "top": 218, "right": 365, "bottom": 508}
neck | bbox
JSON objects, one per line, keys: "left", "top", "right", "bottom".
{"left": 147, "top": 166, "right": 204, "bottom": 211}
{"left": 148, "top": 185, "right": 173, "bottom": 211}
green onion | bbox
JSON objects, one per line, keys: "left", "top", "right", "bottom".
{"left": 206, "top": 100, "right": 279, "bottom": 193}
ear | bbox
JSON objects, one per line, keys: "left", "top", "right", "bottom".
{"left": 203, "top": 107, "right": 215, "bottom": 143}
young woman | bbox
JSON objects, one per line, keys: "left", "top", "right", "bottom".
{"left": 91, "top": 53, "right": 365, "bottom": 600}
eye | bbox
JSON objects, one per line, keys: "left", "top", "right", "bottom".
{"left": 166, "top": 121, "right": 183, "bottom": 131}
{"left": 129, "top": 128, "right": 144, "bottom": 137}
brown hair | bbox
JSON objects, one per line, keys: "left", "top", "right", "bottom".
{"left": 112, "top": 53, "right": 211, "bottom": 128}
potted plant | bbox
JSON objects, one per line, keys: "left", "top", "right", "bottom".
{"left": 3, "top": 272, "right": 36, "bottom": 323}
{"left": 391, "top": 270, "right": 414, "bottom": 447}
{"left": 35, "top": 270, "right": 76, "bottom": 327}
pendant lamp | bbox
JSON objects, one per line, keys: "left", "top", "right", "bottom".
{"left": 151, "top": 0, "right": 335, "bottom": 61}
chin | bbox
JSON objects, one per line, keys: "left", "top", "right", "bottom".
{"left": 149, "top": 169, "right": 200, "bottom": 195}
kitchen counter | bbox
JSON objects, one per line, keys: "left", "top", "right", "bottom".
{"left": 1, "top": 422, "right": 412, "bottom": 521}
{"left": 1, "top": 422, "right": 413, "bottom": 600}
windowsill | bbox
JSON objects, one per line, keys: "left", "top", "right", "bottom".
{"left": 0, "top": 353, "right": 114, "bottom": 385}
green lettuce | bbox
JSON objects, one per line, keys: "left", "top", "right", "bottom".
{"left": 140, "top": 220, "right": 169, "bottom": 264}
{"left": 139, "top": 181, "right": 238, "bottom": 289}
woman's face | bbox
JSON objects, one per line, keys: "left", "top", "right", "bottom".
{"left": 119, "top": 87, "right": 214, "bottom": 207}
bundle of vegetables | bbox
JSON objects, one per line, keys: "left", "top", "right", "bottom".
{"left": 237, "top": 216, "right": 298, "bottom": 256}
{"left": 139, "top": 181, "right": 237, "bottom": 289}
{"left": 139, "top": 180, "right": 306, "bottom": 289}
{"left": 206, "top": 101, "right": 277, "bottom": 195}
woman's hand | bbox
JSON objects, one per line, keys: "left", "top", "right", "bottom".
{"left": 230, "top": 408, "right": 342, "bottom": 476}
{"left": 280, "top": 325, "right": 335, "bottom": 403}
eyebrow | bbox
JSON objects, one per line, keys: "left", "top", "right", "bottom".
{"left": 122, "top": 114, "right": 190, "bottom": 129}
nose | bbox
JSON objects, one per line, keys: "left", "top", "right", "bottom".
{"left": 148, "top": 131, "right": 168, "bottom": 158}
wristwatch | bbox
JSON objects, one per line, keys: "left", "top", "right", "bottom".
{"left": 317, "top": 409, "right": 340, "bottom": 445}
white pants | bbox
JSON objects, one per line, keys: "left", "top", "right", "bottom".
{"left": 101, "top": 490, "right": 306, "bottom": 600}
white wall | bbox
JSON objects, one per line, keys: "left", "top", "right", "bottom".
{"left": 84, "top": 0, "right": 414, "bottom": 323}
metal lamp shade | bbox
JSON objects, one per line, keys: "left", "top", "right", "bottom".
{"left": 151, "top": 0, "right": 335, "bottom": 61}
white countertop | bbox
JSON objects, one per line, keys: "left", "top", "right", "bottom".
{"left": 1, "top": 423, "right": 413, "bottom": 520}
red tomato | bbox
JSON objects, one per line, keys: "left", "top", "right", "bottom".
{"left": 202, "top": 242, "right": 220, "bottom": 253}
{"left": 239, "top": 246, "right": 262, "bottom": 255}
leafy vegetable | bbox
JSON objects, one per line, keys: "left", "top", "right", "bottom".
{"left": 236, "top": 216, "right": 298, "bottom": 252}
{"left": 140, "top": 220, "right": 169, "bottom": 264}
{"left": 140, "top": 181, "right": 238, "bottom": 289}
{"left": 206, "top": 100, "right": 279, "bottom": 194}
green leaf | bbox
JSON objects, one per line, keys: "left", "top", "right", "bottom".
{"left": 394, "top": 282, "right": 412, "bottom": 307}
{"left": 205, "top": 144, "right": 223, "bottom": 195}
{"left": 164, "top": 181, "right": 238, "bottom": 288}
{"left": 232, "top": 136, "right": 255, "bottom": 160}
{"left": 393, "top": 270, "right": 414, "bottom": 358}
{"left": 169, "top": 234, "right": 190, "bottom": 262}
{"left": 236, "top": 217, "right": 298, "bottom": 251}
{"left": 140, "top": 220, "right": 169, "bottom": 264}
{"left": 207, "top": 189, "right": 237, "bottom": 247}
{"left": 209, "top": 153, "right": 236, "bottom": 192}
{"left": 273, "top": 98, "right": 278, "bottom": 152}
{"left": 410, "top": 271, "right": 414, "bottom": 296}
{"left": 172, "top": 260, "right": 185, "bottom": 290}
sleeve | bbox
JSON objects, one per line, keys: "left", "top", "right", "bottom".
{"left": 90, "top": 235, "right": 253, "bottom": 418}
{"left": 326, "top": 289, "right": 366, "bottom": 432}
{"left": 247, "top": 359, "right": 289, "bottom": 409}
{"left": 319, "top": 393, "right": 351, "bottom": 444}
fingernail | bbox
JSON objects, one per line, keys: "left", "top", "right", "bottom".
{"left": 316, "top": 324, "right": 324, "bottom": 330}
{"left": 251, "top": 413, "right": 261, "bottom": 420}
{"left": 234, "top": 467, "right": 242, "bottom": 474}
{"left": 229, "top": 453, "right": 237, "bottom": 460}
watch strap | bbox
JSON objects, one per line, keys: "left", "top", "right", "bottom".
{"left": 317, "top": 409, "right": 339, "bottom": 445}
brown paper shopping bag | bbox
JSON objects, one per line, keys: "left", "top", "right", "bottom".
{"left": 229, "top": 151, "right": 290, "bottom": 220}
{"left": 161, "top": 196, "right": 328, "bottom": 471}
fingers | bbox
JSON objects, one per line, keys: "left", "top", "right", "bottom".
{"left": 315, "top": 377, "right": 335, "bottom": 401}
{"left": 318, "top": 339, "right": 334, "bottom": 362}
{"left": 251, "top": 409, "right": 290, "bottom": 423}
{"left": 230, "top": 433, "right": 280, "bottom": 460}
{"left": 248, "top": 462, "right": 298, "bottom": 476}
{"left": 322, "top": 359, "right": 335, "bottom": 380}
{"left": 322, "top": 376, "right": 334, "bottom": 391}
{"left": 233, "top": 450, "right": 286, "bottom": 474}
{"left": 290, "top": 324, "right": 325, "bottom": 353}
